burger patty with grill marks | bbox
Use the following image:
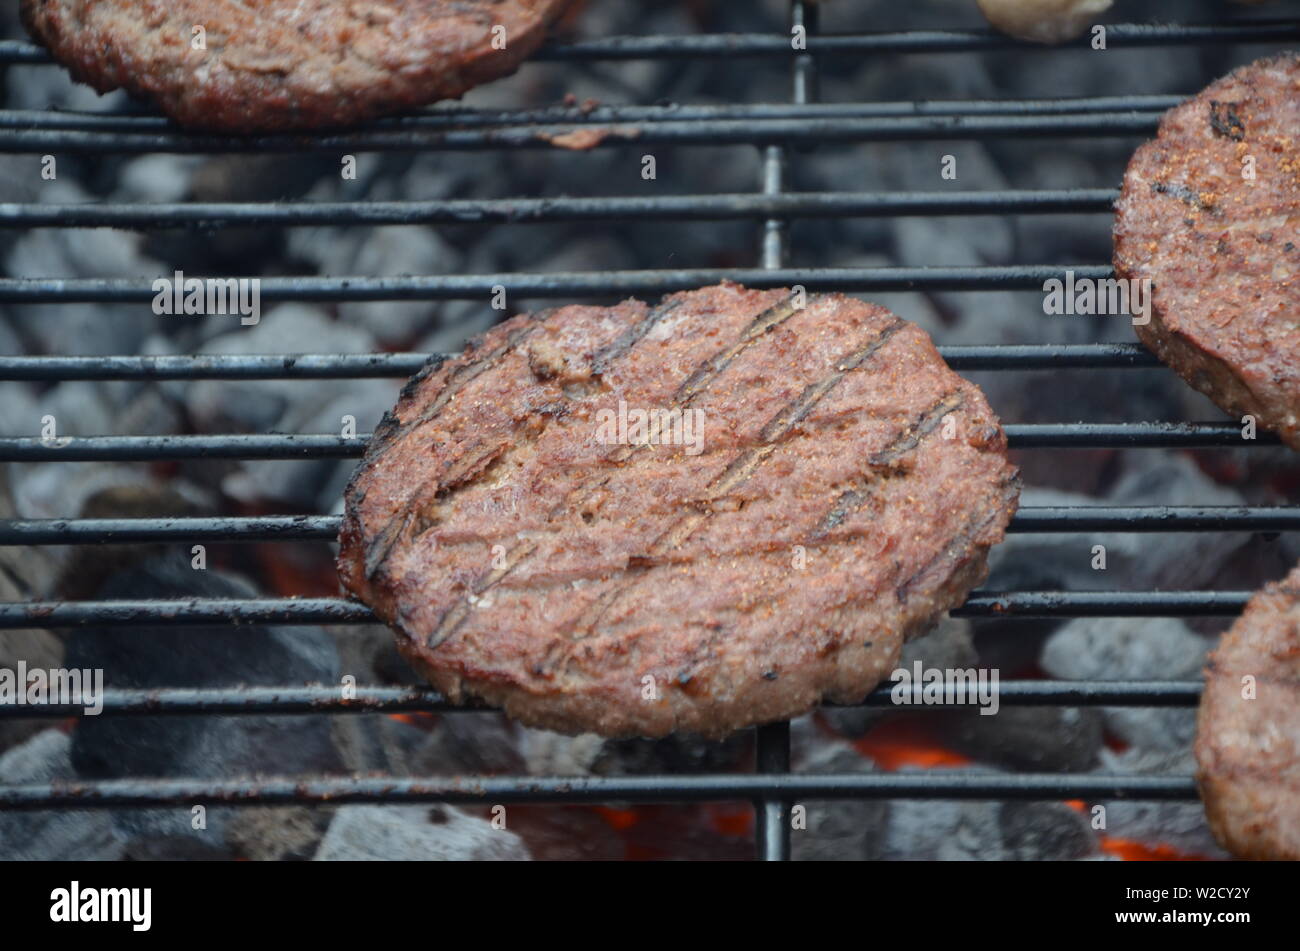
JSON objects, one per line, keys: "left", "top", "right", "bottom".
{"left": 338, "top": 283, "right": 1020, "bottom": 739}
{"left": 1196, "top": 562, "right": 1300, "bottom": 860}
{"left": 20, "top": 0, "right": 578, "bottom": 133}
{"left": 1114, "top": 54, "right": 1300, "bottom": 448}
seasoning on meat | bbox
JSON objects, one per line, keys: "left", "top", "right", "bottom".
{"left": 337, "top": 283, "right": 1020, "bottom": 739}
{"left": 1114, "top": 54, "right": 1300, "bottom": 449}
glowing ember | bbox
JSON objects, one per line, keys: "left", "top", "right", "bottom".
{"left": 853, "top": 717, "right": 973, "bottom": 771}
{"left": 1099, "top": 838, "right": 1211, "bottom": 862}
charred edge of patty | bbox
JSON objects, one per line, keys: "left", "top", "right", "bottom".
{"left": 337, "top": 315, "right": 538, "bottom": 596}
{"left": 1116, "top": 252, "right": 1300, "bottom": 450}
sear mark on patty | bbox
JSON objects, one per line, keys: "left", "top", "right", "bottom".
{"left": 1208, "top": 100, "right": 1247, "bottom": 141}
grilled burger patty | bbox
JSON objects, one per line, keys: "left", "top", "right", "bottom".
{"left": 1114, "top": 53, "right": 1300, "bottom": 448}
{"left": 1196, "top": 562, "right": 1300, "bottom": 860}
{"left": 338, "top": 283, "right": 1020, "bottom": 739}
{"left": 20, "top": 0, "right": 576, "bottom": 132}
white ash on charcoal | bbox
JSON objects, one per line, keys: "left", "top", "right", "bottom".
{"left": 116, "top": 155, "right": 206, "bottom": 205}
{"left": 63, "top": 556, "right": 349, "bottom": 858}
{"left": 329, "top": 714, "right": 437, "bottom": 778}
{"left": 229, "top": 379, "right": 402, "bottom": 512}
{"left": 881, "top": 774, "right": 1005, "bottom": 861}
{"left": 176, "top": 304, "right": 400, "bottom": 509}
{"left": 0, "top": 730, "right": 127, "bottom": 860}
{"left": 509, "top": 725, "right": 750, "bottom": 778}
{"left": 0, "top": 472, "right": 65, "bottom": 751}
{"left": 987, "top": 452, "right": 1250, "bottom": 597}
{"left": 999, "top": 802, "right": 1098, "bottom": 861}
{"left": 152, "top": 155, "right": 340, "bottom": 278}
{"left": 286, "top": 222, "right": 462, "bottom": 349}
{"left": 181, "top": 304, "right": 384, "bottom": 432}
{"left": 410, "top": 714, "right": 529, "bottom": 777}
{"left": 943, "top": 705, "right": 1104, "bottom": 773}
{"left": 5, "top": 180, "right": 160, "bottom": 357}
{"left": 880, "top": 768, "right": 1102, "bottom": 861}
{"left": 0, "top": 626, "right": 63, "bottom": 754}
{"left": 1091, "top": 748, "right": 1229, "bottom": 859}
{"left": 790, "top": 740, "right": 890, "bottom": 862}
{"left": 226, "top": 807, "right": 335, "bottom": 862}
{"left": 1041, "top": 617, "right": 1211, "bottom": 753}
{"left": 313, "top": 804, "right": 530, "bottom": 861}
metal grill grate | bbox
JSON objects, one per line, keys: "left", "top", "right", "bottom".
{"left": 2, "top": 2, "right": 1298, "bottom": 860}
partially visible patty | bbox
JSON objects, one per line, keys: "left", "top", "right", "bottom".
{"left": 1195, "top": 562, "right": 1300, "bottom": 860}
{"left": 1114, "top": 53, "right": 1300, "bottom": 447}
{"left": 21, "top": 0, "right": 576, "bottom": 132}
{"left": 337, "top": 283, "right": 1020, "bottom": 739}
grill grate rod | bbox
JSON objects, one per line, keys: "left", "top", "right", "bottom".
{"left": 0, "top": 266, "right": 1118, "bottom": 303}
{"left": 3, "top": 506, "right": 1293, "bottom": 545}
{"left": 0, "top": 344, "right": 1162, "bottom": 381}
{"left": 0, "top": 424, "right": 1271, "bottom": 462}
{"left": 2, "top": 21, "right": 1296, "bottom": 65}
{"left": 0, "top": 592, "right": 1254, "bottom": 629}
{"left": 0, "top": 773, "right": 1200, "bottom": 812}
{"left": 0, "top": 189, "right": 1118, "bottom": 230}
{"left": 0, "top": 98, "right": 1179, "bottom": 134}
{"left": 0, "top": 681, "right": 1204, "bottom": 720}
{"left": 0, "top": 112, "right": 1163, "bottom": 154}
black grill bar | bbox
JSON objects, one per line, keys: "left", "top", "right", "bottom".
{"left": 3, "top": 21, "right": 1296, "bottom": 66}
{"left": 4, "top": 506, "right": 1293, "bottom": 545}
{"left": 0, "top": 681, "right": 1205, "bottom": 720}
{"left": 0, "top": 423, "right": 1270, "bottom": 462}
{"left": 0, "top": 189, "right": 1118, "bottom": 231}
{"left": 0, "top": 344, "right": 1162, "bottom": 381}
{"left": 0, "top": 773, "right": 1200, "bottom": 812}
{"left": 0, "top": 112, "right": 1163, "bottom": 154}
{"left": 0, "top": 266, "right": 1117, "bottom": 303}
{"left": 0, "top": 265, "right": 1115, "bottom": 303}
{"left": 0, "top": 592, "right": 1254, "bottom": 630}
{"left": 0, "top": 98, "right": 1179, "bottom": 134}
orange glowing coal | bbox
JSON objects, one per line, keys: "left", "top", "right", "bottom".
{"left": 852, "top": 717, "right": 973, "bottom": 771}
{"left": 386, "top": 712, "right": 437, "bottom": 732}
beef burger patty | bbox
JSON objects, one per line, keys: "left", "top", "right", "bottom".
{"left": 338, "top": 284, "right": 1019, "bottom": 739}
{"left": 1114, "top": 53, "right": 1300, "bottom": 448}
{"left": 1196, "top": 561, "right": 1300, "bottom": 860}
{"left": 21, "top": 0, "right": 577, "bottom": 132}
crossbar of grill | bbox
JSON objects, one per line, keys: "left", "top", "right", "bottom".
{"left": 0, "top": 344, "right": 1162, "bottom": 380}
{"left": 0, "top": 98, "right": 1179, "bottom": 134}
{"left": 0, "top": 592, "right": 1254, "bottom": 630}
{"left": 0, "top": 113, "right": 1164, "bottom": 154}
{"left": 0, "top": 423, "right": 1274, "bottom": 462}
{"left": 0, "top": 772, "right": 1199, "bottom": 811}
{"left": 0, "top": 265, "right": 1119, "bottom": 303}
{"left": 0, "top": 681, "right": 1205, "bottom": 719}
{"left": 3, "top": 506, "right": 1292, "bottom": 545}
{"left": 0, "top": 189, "right": 1119, "bottom": 230}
